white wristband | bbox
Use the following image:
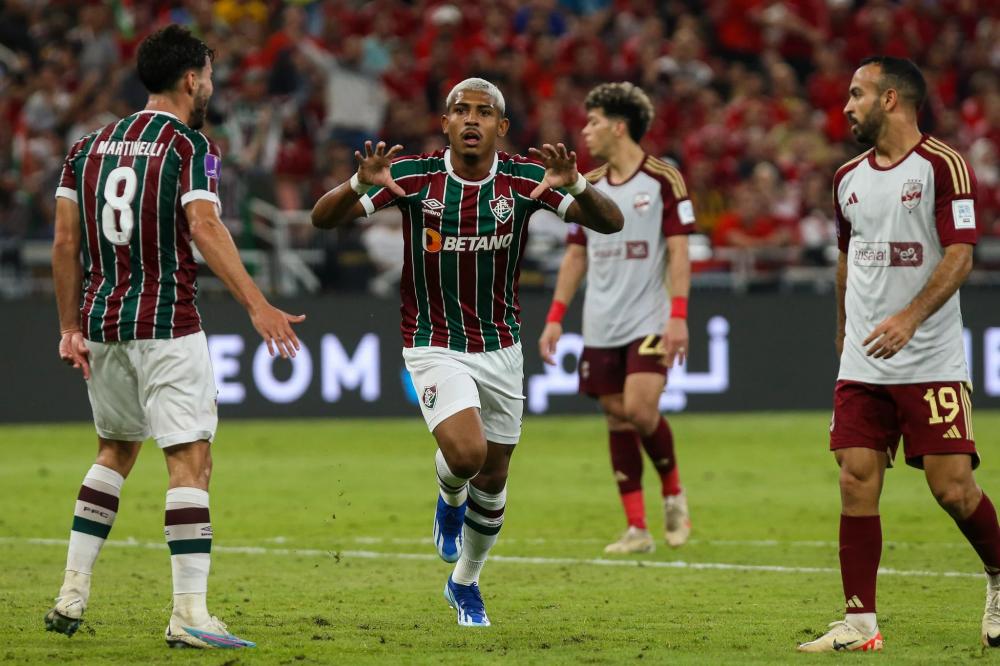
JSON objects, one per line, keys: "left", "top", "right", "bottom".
{"left": 566, "top": 172, "right": 587, "bottom": 196}
{"left": 350, "top": 172, "right": 372, "bottom": 195}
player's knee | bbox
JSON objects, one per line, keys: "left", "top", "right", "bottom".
{"left": 931, "top": 482, "right": 977, "bottom": 518}
{"left": 604, "top": 413, "right": 631, "bottom": 431}
{"left": 472, "top": 470, "right": 508, "bottom": 495}
{"left": 96, "top": 441, "right": 141, "bottom": 477}
{"left": 623, "top": 404, "right": 659, "bottom": 435}
{"left": 442, "top": 446, "right": 486, "bottom": 480}
{"left": 838, "top": 466, "right": 877, "bottom": 502}
{"left": 199, "top": 451, "right": 213, "bottom": 485}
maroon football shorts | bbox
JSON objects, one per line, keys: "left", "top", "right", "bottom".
{"left": 829, "top": 380, "right": 978, "bottom": 469}
{"left": 578, "top": 335, "right": 668, "bottom": 397}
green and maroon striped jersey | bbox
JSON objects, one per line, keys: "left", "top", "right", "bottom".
{"left": 56, "top": 110, "right": 222, "bottom": 342}
{"left": 361, "top": 148, "right": 574, "bottom": 352}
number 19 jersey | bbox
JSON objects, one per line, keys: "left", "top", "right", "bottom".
{"left": 834, "top": 135, "right": 978, "bottom": 384}
{"left": 56, "top": 110, "right": 221, "bottom": 342}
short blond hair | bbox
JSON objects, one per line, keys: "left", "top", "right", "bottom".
{"left": 446, "top": 78, "right": 506, "bottom": 117}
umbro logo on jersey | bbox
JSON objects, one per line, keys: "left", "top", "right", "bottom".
{"left": 489, "top": 195, "right": 514, "bottom": 224}
{"left": 901, "top": 179, "right": 923, "bottom": 210}
{"left": 844, "top": 191, "right": 859, "bottom": 208}
{"left": 422, "top": 199, "right": 445, "bottom": 218}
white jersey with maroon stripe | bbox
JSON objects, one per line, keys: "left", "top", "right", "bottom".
{"left": 834, "top": 135, "right": 978, "bottom": 384}
{"left": 567, "top": 155, "right": 695, "bottom": 347}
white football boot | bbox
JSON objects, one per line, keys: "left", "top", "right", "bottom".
{"left": 165, "top": 615, "right": 255, "bottom": 649}
{"left": 982, "top": 574, "right": 1000, "bottom": 647}
{"left": 797, "top": 620, "right": 884, "bottom": 653}
{"left": 603, "top": 526, "right": 655, "bottom": 554}
{"left": 663, "top": 492, "right": 692, "bottom": 547}
{"left": 44, "top": 571, "right": 91, "bottom": 637}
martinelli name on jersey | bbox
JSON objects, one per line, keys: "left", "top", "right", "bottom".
{"left": 360, "top": 149, "right": 574, "bottom": 353}
{"left": 55, "top": 110, "right": 222, "bottom": 342}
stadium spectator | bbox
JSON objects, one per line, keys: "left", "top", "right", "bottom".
{"left": 1, "top": 0, "right": 1000, "bottom": 295}
{"left": 715, "top": 182, "right": 791, "bottom": 248}
{"left": 300, "top": 34, "right": 388, "bottom": 150}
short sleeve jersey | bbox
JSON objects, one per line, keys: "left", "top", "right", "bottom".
{"left": 360, "top": 148, "right": 574, "bottom": 352}
{"left": 834, "top": 135, "right": 978, "bottom": 384}
{"left": 56, "top": 110, "right": 222, "bottom": 342}
{"left": 567, "top": 155, "right": 695, "bottom": 347}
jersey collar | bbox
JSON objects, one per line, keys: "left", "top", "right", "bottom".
{"left": 137, "top": 109, "right": 182, "bottom": 122}
{"left": 444, "top": 148, "right": 498, "bottom": 185}
{"left": 866, "top": 134, "right": 927, "bottom": 172}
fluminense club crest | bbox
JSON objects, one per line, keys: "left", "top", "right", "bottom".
{"left": 490, "top": 195, "right": 514, "bottom": 224}
{"left": 901, "top": 179, "right": 923, "bottom": 210}
{"left": 422, "top": 384, "right": 438, "bottom": 409}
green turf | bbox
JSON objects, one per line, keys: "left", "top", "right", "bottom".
{"left": 4, "top": 412, "right": 1000, "bottom": 664}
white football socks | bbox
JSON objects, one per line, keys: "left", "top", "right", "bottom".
{"left": 435, "top": 449, "right": 471, "bottom": 507}
{"left": 845, "top": 612, "right": 878, "bottom": 636}
{"left": 453, "top": 484, "right": 506, "bottom": 585}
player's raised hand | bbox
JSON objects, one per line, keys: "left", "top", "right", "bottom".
{"left": 661, "top": 318, "right": 689, "bottom": 368}
{"left": 250, "top": 304, "right": 307, "bottom": 359}
{"left": 539, "top": 322, "right": 563, "bottom": 365}
{"left": 863, "top": 311, "right": 918, "bottom": 360}
{"left": 355, "top": 140, "right": 406, "bottom": 197}
{"left": 527, "top": 143, "right": 579, "bottom": 199}
{"left": 58, "top": 330, "right": 91, "bottom": 380}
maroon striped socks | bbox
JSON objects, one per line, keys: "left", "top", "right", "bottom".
{"left": 452, "top": 484, "right": 505, "bottom": 584}
{"left": 60, "top": 464, "right": 124, "bottom": 606}
{"left": 66, "top": 464, "right": 124, "bottom": 574}
{"left": 435, "top": 449, "right": 470, "bottom": 507}
{"left": 165, "top": 487, "right": 212, "bottom": 624}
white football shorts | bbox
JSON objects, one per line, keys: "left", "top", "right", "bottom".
{"left": 84, "top": 331, "right": 218, "bottom": 448}
{"left": 402, "top": 343, "right": 525, "bottom": 445}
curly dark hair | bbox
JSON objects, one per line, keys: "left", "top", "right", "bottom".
{"left": 584, "top": 82, "right": 655, "bottom": 143}
{"left": 137, "top": 25, "right": 214, "bottom": 94}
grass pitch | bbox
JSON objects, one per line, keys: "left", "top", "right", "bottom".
{"left": 4, "top": 412, "right": 1000, "bottom": 664}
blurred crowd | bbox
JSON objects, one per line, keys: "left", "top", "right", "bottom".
{"left": 2, "top": 0, "right": 1000, "bottom": 295}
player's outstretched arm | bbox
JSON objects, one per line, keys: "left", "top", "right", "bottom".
{"left": 863, "top": 243, "right": 973, "bottom": 360}
{"left": 311, "top": 140, "right": 404, "bottom": 229}
{"left": 187, "top": 199, "right": 305, "bottom": 359}
{"left": 539, "top": 243, "right": 587, "bottom": 365}
{"left": 528, "top": 143, "right": 623, "bottom": 234}
{"left": 52, "top": 196, "right": 91, "bottom": 379}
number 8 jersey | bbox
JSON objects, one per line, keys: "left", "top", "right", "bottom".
{"left": 56, "top": 110, "right": 221, "bottom": 342}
